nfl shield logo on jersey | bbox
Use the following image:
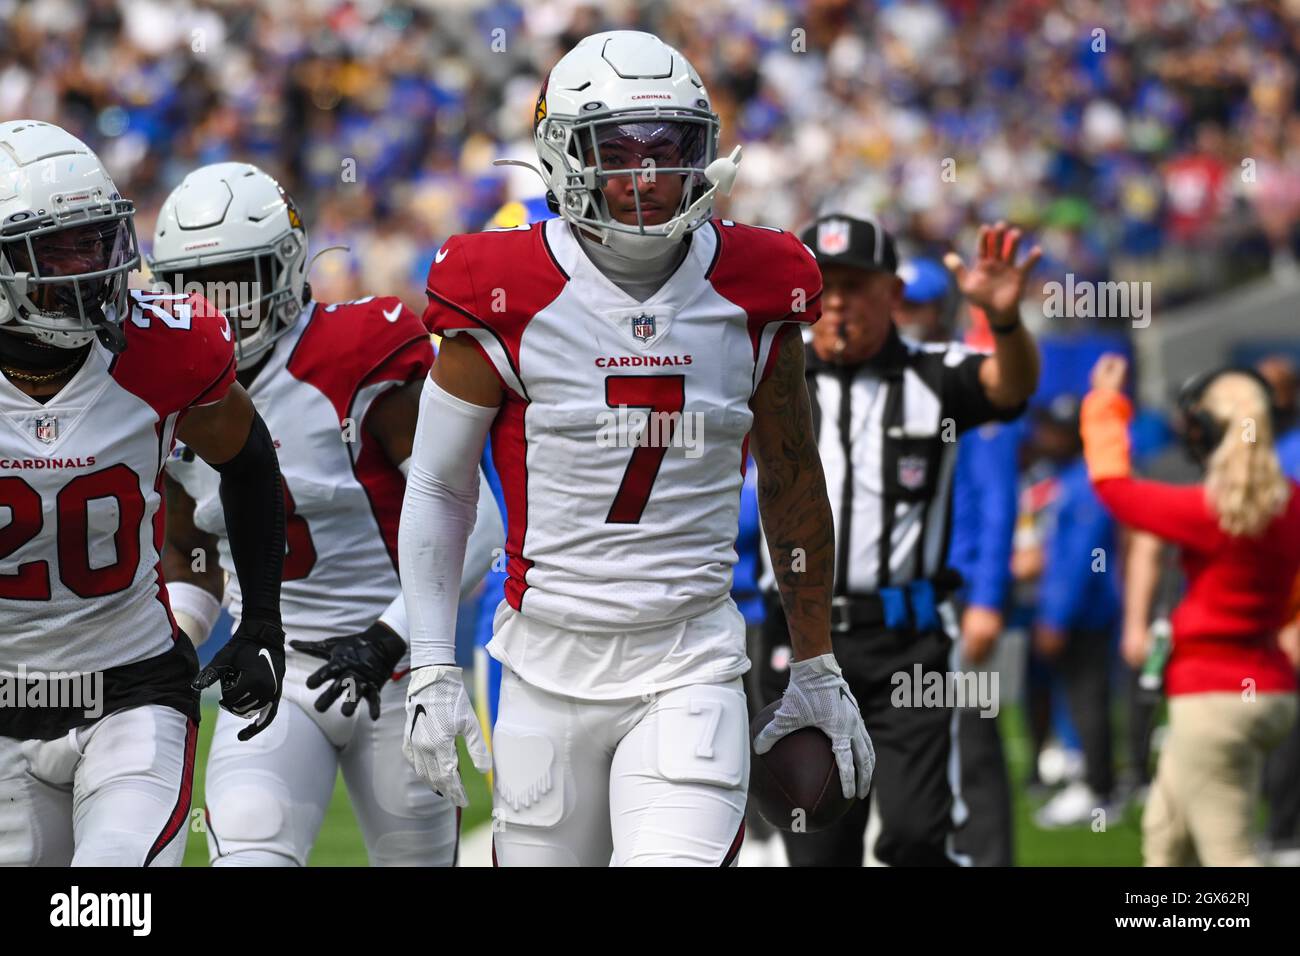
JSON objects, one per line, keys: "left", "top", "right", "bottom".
{"left": 898, "top": 454, "right": 927, "bottom": 491}
{"left": 34, "top": 414, "right": 58, "bottom": 444}
{"left": 631, "top": 313, "right": 657, "bottom": 342}
{"left": 817, "top": 219, "right": 851, "bottom": 256}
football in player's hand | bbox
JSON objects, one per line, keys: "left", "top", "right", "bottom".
{"left": 748, "top": 701, "right": 855, "bottom": 833}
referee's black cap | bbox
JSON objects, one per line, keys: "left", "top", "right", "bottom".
{"left": 798, "top": 213, "right": 899, "bottom": 274}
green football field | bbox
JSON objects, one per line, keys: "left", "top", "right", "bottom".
{"left": 181, "top": 702, "right": 1143, "bottom": 866}
{"left": 180, "top": 703, "right": 494, "bottom": 866}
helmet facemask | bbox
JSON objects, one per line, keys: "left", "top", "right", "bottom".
{"left": 539, "top": 106, "right": 720, "bottom": 253}
{"left": 150, "top": 228, "right": 304, "bottom": 366}
{"left": 0, "top": 201, "right": 139, "bottom": 353}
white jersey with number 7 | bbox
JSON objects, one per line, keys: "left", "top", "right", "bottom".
{"left": 423, "top": 217, "right": 821, "bottom": 655}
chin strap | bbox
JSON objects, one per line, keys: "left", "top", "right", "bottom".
{"left": 95, "top": 316, "right": 126, "bottom": 354}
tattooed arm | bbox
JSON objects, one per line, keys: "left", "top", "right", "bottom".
{"left": 750, "top": 327, "right": 834, "bottom": 662}
{"left": 750, "top": 327, "right": 873, "bottom": 796}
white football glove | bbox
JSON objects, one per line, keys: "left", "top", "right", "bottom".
{"left": 754, "top": 654, "right": 875, "bottom": 800}
{"left": 403, "top": 665, "right": 491, "bottom": 806}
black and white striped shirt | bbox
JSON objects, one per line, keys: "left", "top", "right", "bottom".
{"left": 801, "top": 326, "right": 1021, "bottom": 596}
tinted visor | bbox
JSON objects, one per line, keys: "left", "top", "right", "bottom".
{"left": 9, "top": 219, "right": 133, "bottom": 317}
{"left": 585, "top": 120, "right": 709, "bottom": 174}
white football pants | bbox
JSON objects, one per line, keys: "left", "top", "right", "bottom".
{"left": 490, "top": 668, "right": 749, "bottom": 866}
{"left": 204, "top": 650, "right": 457, "bottom": 866}
{"left": 0, "top": 704, "right": 196, "bottom": 866}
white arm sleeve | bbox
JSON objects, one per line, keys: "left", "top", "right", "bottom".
{"left": 397, "top": 376, "right": 498, "bottom": 667}
{"left": 463, "top": 469, "right": 504, "bottom": 596}
{"left": 166, "top": 580, "right": 222, "bottom": 648}
{"left": 379, "top": 466, "right": 503, "bottom": 641}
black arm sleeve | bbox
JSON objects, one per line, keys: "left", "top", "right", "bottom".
{"left": 212, "top": 410, "right": 285, "bottom": 629}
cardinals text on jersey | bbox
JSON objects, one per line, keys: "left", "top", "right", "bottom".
{"left": 0, "top": 290, "right": 234, "bottom": 736}
{"left": 167, "top": 296, "right": 432, "bottom": 644}
{"left": 423, "top": 216, "right": 821, "bottom": 634}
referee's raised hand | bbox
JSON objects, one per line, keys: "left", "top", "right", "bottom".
{"left": 943, "top": 220, "right": 1042, "bottom": 409}
{"left": 942, "top": 221, "right": 1042, "bottom": 323}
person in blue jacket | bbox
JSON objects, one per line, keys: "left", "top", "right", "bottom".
{"left": 1276, "top": 426, "right": 1300, "bottom": 481}
{"left": 1029, "top": 394, "right": 1123, "bottom": 828}
{"left": 948, "top": 419, "right": 1021, "bottom": 864}
{"left": 896, "top": 257, "right": 1020, "bottom": 865}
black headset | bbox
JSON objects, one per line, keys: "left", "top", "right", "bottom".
{"left": 1176, "top": 365, "right": 1276, "bottom": 465}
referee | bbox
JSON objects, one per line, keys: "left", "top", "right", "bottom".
{"left": 756, "top": 215, "right": 1040, "bottom": 866}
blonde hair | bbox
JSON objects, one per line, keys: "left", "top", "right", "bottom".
{"left": 1201, "top": 372, "right": 1292, "bottom": 537}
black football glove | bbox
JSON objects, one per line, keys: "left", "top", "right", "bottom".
{"left": 290, "top": 621, "right": 406, "bottom": 721}
{"left": 192, "top": 619, "right": 286, "bottom": 741}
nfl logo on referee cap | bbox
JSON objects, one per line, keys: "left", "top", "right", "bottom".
{"left": 817, "top": 218, "right": 851, "bottom": 255}
{"left": 34, "top": 414, "right": 58, "bottom": 444}
{"left": 631, "top": 312, "right": 657, "bottom": 342}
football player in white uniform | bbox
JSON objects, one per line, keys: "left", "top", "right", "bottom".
{"left": 153, "top": 163, "right": 503, "bottom": 866}
{"left": 0, "top": 122, "right": 286, "bottom": 866}
{"left": 399, "top": 31, "right": 874, "bottom": 866}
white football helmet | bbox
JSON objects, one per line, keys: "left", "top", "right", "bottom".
{"left": 150, "top": 162, "right": 308, "bottom": 365}
{"left": 0, "top": 120, "right": 140, "bottom": 353}
{"left": 522, "top": 30, "right": 742, "bottom": 258}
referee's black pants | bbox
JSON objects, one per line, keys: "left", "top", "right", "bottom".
{"left": 756, "top": 594, "right": 963, "bottom": 867}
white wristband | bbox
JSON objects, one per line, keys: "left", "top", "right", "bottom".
{"left": 167, "top": 580, "right": 222, "bottom": 648}
{"left": 378, "top": 591, "right": 408, "bottom": 640}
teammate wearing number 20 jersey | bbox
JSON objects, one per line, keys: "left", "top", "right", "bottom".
{"left": 155, "top": 163, "right": 502, "bottom": 866}
{"left": 0, "top": 122, "right": 286, "bottom": 867}
{"left": 400, "top": 32, "right": 874, "bottom": 867}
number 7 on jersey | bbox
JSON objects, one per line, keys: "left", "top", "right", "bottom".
{"left": 604, "top": 375, "right": 684, "bottom": 524}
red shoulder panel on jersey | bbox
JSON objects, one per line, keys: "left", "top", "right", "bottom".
{"left": 422, "top": 227, "right": 566, "bottom": 379}
{"left": 705, "top": 220, "right": 824, "bottom": 356}
{"left": 111, "top": 291, "right": 236, "bottom": 419}
{"left": 491, "top": 396, "right": 533, "bottom": 611}
{"left": 286, "top": 297, "right": 434, "bottom": 426}
{"left": 287, "top": 296, "right": 433, "bottom": 568}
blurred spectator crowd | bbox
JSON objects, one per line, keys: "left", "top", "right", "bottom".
{"left": 5, "top": 0, "right": 1300, "bottom": 863}
{"left": 2, "top": 0, "right": 1299, "bottom": 314}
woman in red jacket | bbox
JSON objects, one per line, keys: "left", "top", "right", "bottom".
{"left": 1082, "top": 354, "right": 1300, "bottom": 865}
